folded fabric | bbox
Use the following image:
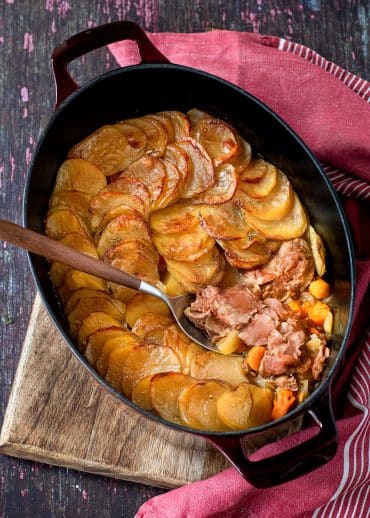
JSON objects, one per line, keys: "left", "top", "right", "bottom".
{"left": 109, "top": 32, "right": 370, "bottom": 518}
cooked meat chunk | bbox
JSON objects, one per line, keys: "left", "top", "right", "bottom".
{"left": 312, "top": 344, "right": 330, "bottom": 380}
{"left": 259, "top": 328, "right": 305, "bottom": 376}
{"left": 243, "top": 238, "right": 315, "bottom": 300}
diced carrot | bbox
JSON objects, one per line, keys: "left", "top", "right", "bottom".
{"left": 271, "top": 388, "right": 296, "bottom": 420}
{"left": 308, "top": 301, "right": 330, "bottom": 326}
{"left": 301, "top": 301, "right": 313, "bottom": 317}
{"left": 309, "top": 279, "right": 330, "bottom": 299}
{"left": 288, "top": 300, "right": 302, "bottom": 315}
{"left": 246, "top": 345, "right": 265, "bottom": 371}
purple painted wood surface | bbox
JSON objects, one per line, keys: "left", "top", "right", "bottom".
{"left": 0, "top": 1, "right": 369, "bottom": 516}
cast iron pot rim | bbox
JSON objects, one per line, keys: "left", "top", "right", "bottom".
{"left": 23, "top": 62, "right": 356, "bottom": 438}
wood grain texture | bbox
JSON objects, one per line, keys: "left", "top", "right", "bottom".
{"left": 0, "top": 0, "right": 368, "bottom": 516}
{"left": 0, "top": 295, "right": 228, "bottom": 487}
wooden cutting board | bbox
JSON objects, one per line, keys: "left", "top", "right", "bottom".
{"left": 0, "top": 294, "right": 229, "bottom": 488}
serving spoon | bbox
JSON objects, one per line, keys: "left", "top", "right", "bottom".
{"left": 0, "top": 219, "right": 232, "bottom": 355}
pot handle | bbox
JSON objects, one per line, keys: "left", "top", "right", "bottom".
{"left": 207, "top": 389, "right": 338, "bottom": 488}
{"left": 51, "top": 20, "right": 170, "bottom": 108}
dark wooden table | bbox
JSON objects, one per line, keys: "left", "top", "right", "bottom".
{"left": 0, "top": 1, "right": 368, "bottom": 516}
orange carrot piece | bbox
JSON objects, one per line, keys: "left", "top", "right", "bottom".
{"left": 271, "top": 388, "right": 296, "bottom": 420}
{"left": 301, "top": 301, "right": 313, "bottom": 317}
{"left": 288, "top": 300, "right": 302, "bottom": 315}
{"left": 308, "top": 301, "right": 330, "bottom": 326}
{"left": 246, "top": 345, "right": 265, "bottom": 371}
{"left": 309, "top": 279, "right": 330, "bottom": 299}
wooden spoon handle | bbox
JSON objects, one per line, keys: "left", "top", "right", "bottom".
{"left": 0, "top": 219, "right": 141, "bottom": 291}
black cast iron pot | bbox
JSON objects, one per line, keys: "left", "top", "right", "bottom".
{"left": 23, "top": 20, "right": 355, "bottom": 488}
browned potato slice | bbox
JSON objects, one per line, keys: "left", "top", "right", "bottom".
{"left": 151, "top": 160, "right": 183, "bottom": 211}
{"left": 220, "top": 240, "right": 276, "bottom": 269}
{"left": 52, "top": 158, "right": 106, "bottom": 195}
{"left": 178, "top": 380, "right": 232, "bottom": 431}
{"left": 50, "top": 190, "right": 92, "bottom": 227}
{"left": 126, "top": 293, "right": 170, "bottom": 328}
{"left": 244, "top": 193, "right": 308, "bottom": 239}
{"left": 67, "top": 297, "right": 125, "bottom": 337}
{"left": 153, "top": 226, "right": 215, "bottom": 262}
{"left": 187, "top": 108, "right": 209, "bottom": 125}
{"left": 131, "top": 313, "right": 174, "bottom": 340}
{"left": 103, "top": 238, "right": 158, "bottom": 264}
{"left": 236, "top": 171, "right": 293, "bottom": 221}
{"left": 164, "top": 144, "right": 191, "bottom": 184}
{"left": 149, "top": 203, "right": 200, "bottom": 234}
{"left": 190, "top": 351, "right": 247, "bottom": 386}
{"left": 119, "top": 156, "right": 166, "bottom": 204}
{"left": 49, "top": 232, "right": 98, "bottom": 288}
{"left": 150, "top": 114, "right": 176, "bottom": 142}
{"left": 163, "top": 272, "right": 187, "bottom": 297}
{"left": 191, "top": 163, "right": 237, "bottom": 205}
{"left": 247, "top": 384, "right": 274, "bottom": 427}
{"left": 216, "top": 383, "right": 253, "bottom": 430}
{"left": 64, "top": 288, "right": 110, "bottom": 315}
{"left": 121, "top": 344, "right": 181, "bottom": 396}
{"left": 58, "top": 270, "right": 106, "bottom": 304}
{"left": 96, "top": 212, "right": 151, "bottom": 257}
{"left": 165, "top": 247, "right": 224, "bottom": 290}
{"left": 114, "top": 122, "right": 147, "bottom": 167}
{"left": 104, "top": 240, "right": 160, "bottom": 284}
{"left": 85, "top": 328, "right": 130, "bottom": 366}
{"left": 96, "top": 332, "right": 142, "bottom": 377}
{"left": 199, "top": 202, "right": 245, "bottom": 241}
{"left": 150, "top": 372, "right": 195, "bottom": 424}
{"left": 308, "top": 225, "right": 326, "bottom": 276}
{"left": 45, "top": 208, "right": 89, "bottom": 240}
{"left": 162, "top": 324, "right": 190, "bottom": 371}
{"left": 239, "top": 159, "right": 278, "bottom": 198}
{"left": 191, "top": 117, "right": 238, "bottom": 166}
{"left": 156, "top": 111, "right": 190, "bottom": 140}
{"left": 131, "top": 375, "right": 154, "bottom": 410}
{"left": 69, "top": 125, "right": 133, "bottom": 176}
{"left": 124, "top": 116, "right": 167, "bottom": 157}
{"left": 185, "top": 342, "right": 205, "bottom": 373}
{"left": 101, "top": 177, "right": 151, "bottom": 216}
{"left": 239, "top": 157, "right": 268, "bottom": 183}
{"left": 219, "top": 262, "right": 244, "bottom": 288}
{"left": 230, "top": 137, "right": 252, "bottom": 175}
{"left": 90, "top": 192, "right": 147, "bottom": 232}
{"left": 77, "top": 312, "right": 122, "bottom": 351}
{"left": 105, "top": 339, "right": 140, "bottom": 392}
{"left": 108, "top": 283, "right": 137, "bottom": 304}
{"left": 176, "top": 138, "right": 215, "bottom": 198}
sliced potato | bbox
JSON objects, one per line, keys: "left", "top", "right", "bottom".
{"left": 176, "top": 138, "right": 215, "bottom": 198}
{"left": 308, "top": 225, "right": 326, "bottom": 276}
{"left": 49, "top": 232, "right": 98, "bottom": 288}
{"left": 106, "top": 242, "right": 160, "bottom": 284}
{"left": 64, "top": 288, "right": 111, "bottom": 315}
{"left": 78, "top": 312, "right": 122, "bottom": 352}
{"left": 90, "top": 192, "right": 147, "bottom": 231}
{"left": 247, "top": 384, "right": 274, "bottom": 427}
{"left": 163, "top": 272, "right": 187, "bottom": 297}
{"left": 164, "top": 144, "right": 191, "bottom": 184}
{"left": 220, "top": 240, "right": 277, "bottom": 269}
{"left": 85, "top": 328, "right": 130, "bottom": 366}
{"left": 50, "top": 190, "right": 92, "bottom": 227}
{"left": 124, "top": 116, "right": 167, "bottom": 157}
{"left": 101, "top": 177, "right": 151, "bottom": 216}
{"left": 191, "top": 117, "right": 238, "bottom": 166}
{"left": 104, "top": 340, "right": 140, "bottom": 392}
{"left": 156, "top": 111, "right": 190, "bottom": 140}
{"left": 126, "top": 293, "right": 170, "bottom": 328}
{"left": 190, "top": 351, "right": 247, "bottom": 386}
{"left": 218, "top": 261, "right": 244, "bottom": 288}
{"left": 119, "top": 156, "right": 166, "bottom": 204}
{"left": 191, "top": 163, "right": 237, "bottom": 205}
{"left": 178, "top": 380, "right": 232, "bottom": 431}
{"left": 216, "top": 383, "right": 253, "bottom": 430}
{"left": 153, "top": 226, "right": 215, "bottom": 262}
{"left": 199, "top": 202, "right": 246, "bottom": 241}
{"left": 131, "top": 313, "right": 174, "bottom": 340}
{"left": 244, "top": 193, "right": 308, "bottom": 239}
{"left": 162, "top": 324, "right": 189, "bottom": 371}
{"left": 217, "top": 330, "right": 243, "bottom": 355}
{"left": 236, "top": 171, "right": 293, "bottom": 221}
{"left": 152, "top": 160, "right": 182, "bottom": 211}
{"left": 67, "top": 296, "right": 125, "bottom": 337}
{"left": 239, "top": 159, "right": 278, "bottom": 198}
{"left": 187, "top": 108, "right": 209, "bottom": 125}
{"left": 45, "top": 208, "right": 89, "bottom": 240}
{"left": 230, "top": 137, "right": 252, "bottom": 174}
{"left": 96, "top": 212, "right": 151, "bottom": 257}
{"left": 240, "top": 157, "right": 270, "bottom": 183}
{"left": 149, "top": 203, "right": 200, "bottom": 234}
{"left": 150, "top": 114, "right": 176, "bottom": 142}
{"left": 52, "top": 158, "right": 106, "bottom": 195}
{"left": 59, "top": 270, "right": 106, "bottom": 305}
{"left": 96, "top": 333, "right": 142, "bottom": 377}
{"left": 68, "top": 125, "right": 133, "bottom": 176}
{"left": 114, "top": 122, "right": 147, "bottom": 167}
{"left": 121, "top": 344, "right": 181, "bottom": 397}
{"left": 150, "top": 372, "right": 195, "bottom": 424}
{"left": 131, "top": 375, "right": 155, "bottom": 410}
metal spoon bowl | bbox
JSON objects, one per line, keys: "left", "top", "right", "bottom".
{"left": 0, "top": 219, "right": 233, "bottom": 355}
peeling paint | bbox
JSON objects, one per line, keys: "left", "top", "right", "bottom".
{"left": 23, "top": 32, "right": 34, "bottom": 53}
{"left": 21, "top": 86, "right": 29, "bottom": 102}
